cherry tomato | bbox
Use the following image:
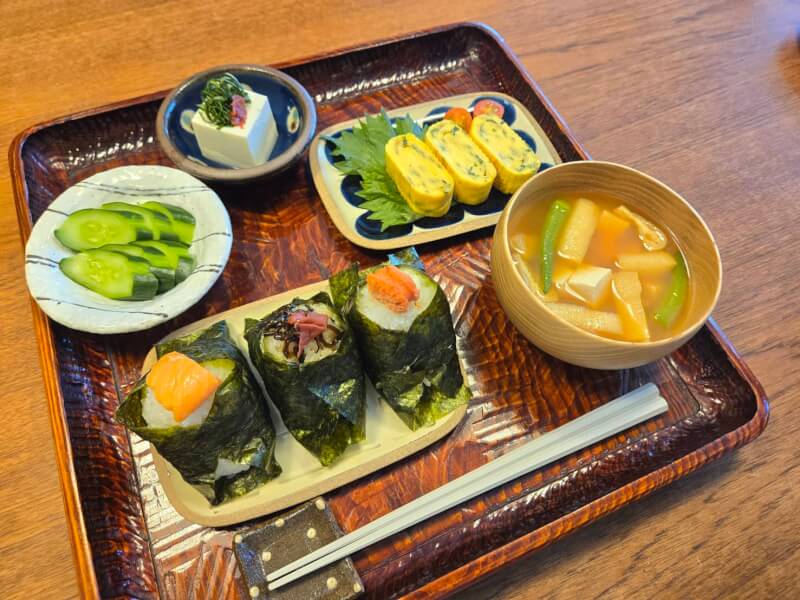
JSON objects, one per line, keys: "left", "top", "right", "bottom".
{"left": 443, "top": 107, "right": 472, "bottom": 130}
{"left": 473, "top": 99, "right": 505, "bottom": 119}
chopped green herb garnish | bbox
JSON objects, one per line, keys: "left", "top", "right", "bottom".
{"left": 198, "top": 73, "right": 250, "bottom": 128}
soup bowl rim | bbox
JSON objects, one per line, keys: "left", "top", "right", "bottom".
{"left": 495, "top": 159, "right": 723, "bottom": 350}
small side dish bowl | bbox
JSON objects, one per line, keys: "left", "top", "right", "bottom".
{"left": 491, "top": 161, "right": 722, "bottom": 369}
{"left": 24, "top": 165, "right": 232, "bottom": 335}
{"left": 156, "top": 64, "right": 317, "bottom": 184}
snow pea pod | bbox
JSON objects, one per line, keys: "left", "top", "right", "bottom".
{"left": 653, "top": 252, "right": 688, "bottom": 327}
{"left": 539, "top": 199, "right": 571, "bottom": 293}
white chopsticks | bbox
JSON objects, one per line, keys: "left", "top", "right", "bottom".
{"left": 267, "top": 383, "right": 667, "bottom": 591}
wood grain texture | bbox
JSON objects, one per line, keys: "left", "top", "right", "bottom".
{"left": 5, "top": 20, "right": 769, "bottom": 600}
{"left": 0, "top": 3, "right": 796, "bottom": 600}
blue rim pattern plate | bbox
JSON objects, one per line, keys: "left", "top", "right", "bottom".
{"left": 157, "top": 65, "right": 316, "bottom": 184}
{"left": 309, "top": 92, "right": 562, "bottom": 250}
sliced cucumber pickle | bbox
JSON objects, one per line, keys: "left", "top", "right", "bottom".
{"left": 142, "top": 201, "right": 196, "bottom": 245}
{"left": 100, "top": 244, "right": 176, "bottom": 292}
{"left": 60, "top": 249, "right": 159, "bottom": 300}
{"left": 102, "top": 202, "right": 179, "bottom": 242}
{"left": 54, "top": 208, "right": 154, "bottom": 252}
{"left": 132, "top": 240, "right": 195, "bottom": 283}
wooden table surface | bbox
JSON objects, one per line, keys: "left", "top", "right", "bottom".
{"left": 1, "top": 1, "right": 798, "bottom": 598}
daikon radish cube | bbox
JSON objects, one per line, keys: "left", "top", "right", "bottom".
{"left": 548, "top": 303, "right": 624, "bottom": 338}
{"left": 567, "top": 265, "right": 612, "bottom": 307}
{"left": 557, "top": 198, "right": 600, "bottom": 264}
{"left": 616, "top": 251, "right": 677, "bottom": 275}
{"left": 611, "top": 271, "right": 650, "bottom": 341}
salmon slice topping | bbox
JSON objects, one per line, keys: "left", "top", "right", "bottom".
{"left": 146, "top": 351, "right": 222, "bottom": 422}
{"left": 367, "top": 265, "right": 420, "bottom": 313}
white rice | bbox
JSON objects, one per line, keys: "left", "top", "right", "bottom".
{"left": 214, "top": 457, "right": 250, "bottom": 478}
{"left": 356, "top": 267, "right": 436, "bottom": 332}
{"left": 141, "top": 361, "right": 231, "bottom": 429}
{"left": 262, "top": 300, "right": 343, "bottom": 364}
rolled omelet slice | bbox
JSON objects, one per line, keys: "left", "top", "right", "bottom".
{"left": 469, "top": 114, "right": 540, "bottom": 194}
{"left": 385, "top": 133, "right": 454, "bottom": 217}
{"left": 424, "top": 120, "right": 497, "bottom": 205}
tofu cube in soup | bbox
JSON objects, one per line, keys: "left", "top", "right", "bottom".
{"left": 567, "top": 265, "right": 612, "bottom": 307}
{"left": 192, "top": 90, "right": 278, "bottom": 168}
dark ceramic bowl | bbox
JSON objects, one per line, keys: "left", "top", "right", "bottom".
{"left": 156, "top": 64, "right": 317, "bottom": 183}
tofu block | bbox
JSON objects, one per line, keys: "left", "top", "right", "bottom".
{"left": 469, "top": 114, "right": 540, "bottom": 193}
{"left": 385, "top": 134, "right": 454, "bottom": 217}
{"left": 611, "top": 271, "right": 650, "bottom": 341}
{"left": 191, "top": 91, "right": 278, "bottom": 168}
{"left": 616, "top": 251, "right": 677, "bottom": 275}
{"left": 548, "top": 303, "right": 624, "bottom": 338}
{"left": 567, "top": 265, "right": 612, "bottom": 307}
{"left": 425, "top": 120, "right": 496, "bottom": 204}
{"left": 557, "top": 198, "right": 600, "bottom": 264}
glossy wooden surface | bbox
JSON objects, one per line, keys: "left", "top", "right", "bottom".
{"left": 0, "top": 3, "right": 797, "bottom": 600}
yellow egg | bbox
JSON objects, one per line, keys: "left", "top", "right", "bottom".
{"left": 385, "top": 134, "right": 454, "bottom": 217}
{"left": 469, "top": 114, "right": 540, "bottom": 194}
{"left": 424, "top": 120, "right": 496, "bottom": 205}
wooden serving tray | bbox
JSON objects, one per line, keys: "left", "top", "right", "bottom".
{"left": 10, "top": 22, "right": 768, "bottom": 600}
{"left": 145, "top": 279, "right": 467, "bottom": 527}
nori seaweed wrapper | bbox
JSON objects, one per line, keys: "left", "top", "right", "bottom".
{"left": 244, "top": 291, "right": 366, "bottom": 466}
{"left": 330, "top": 248, "right": 470, "bottom": 430}
{"left": 116, "top": 320, "right": 281, "bottom": 505}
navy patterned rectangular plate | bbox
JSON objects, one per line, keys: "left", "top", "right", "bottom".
{"left": 309, "top": 92, "right": 562, "bottom": 250}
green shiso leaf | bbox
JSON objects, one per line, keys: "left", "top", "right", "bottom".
{"left": 324, "top": 109, "right": 426, "bottom": 232}
{"left": 244, "top": 292, "right": 366, "bottom": 467}
{"left": 330, "top": 255, "right": 470, "bottom": 430}
{"left": 115, "top": 321, "right": 281, "bottom": 505}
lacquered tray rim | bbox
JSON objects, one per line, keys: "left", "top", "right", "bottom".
{"left": 309, "top": 91, "right": 563, "bottom": 251}
{"left": 8, "top": 21, "right": 769, "bottom": 600}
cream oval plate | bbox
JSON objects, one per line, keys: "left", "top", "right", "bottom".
{"left": 24, "top": 165, "right": 232, "bottom": 334}
{"left": 141, "top": 278, "right": 468, "bottom": 527}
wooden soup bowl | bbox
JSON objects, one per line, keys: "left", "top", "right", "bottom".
{"left": 491, "top": 161, "right": 722, "bottom": 369}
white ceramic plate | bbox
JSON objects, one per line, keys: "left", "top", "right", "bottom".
{"left": 142, "top": 279, "right": 468, "bottom": 526}
{"left": 24, "top": 165, "right": 232, "bottom": 334}
{"left": 309, "top": 92, "right": 563, "bottom": 250}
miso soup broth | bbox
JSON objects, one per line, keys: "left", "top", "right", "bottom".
{"left": 510, "top": 194, "right": 691, "bottom": 342}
